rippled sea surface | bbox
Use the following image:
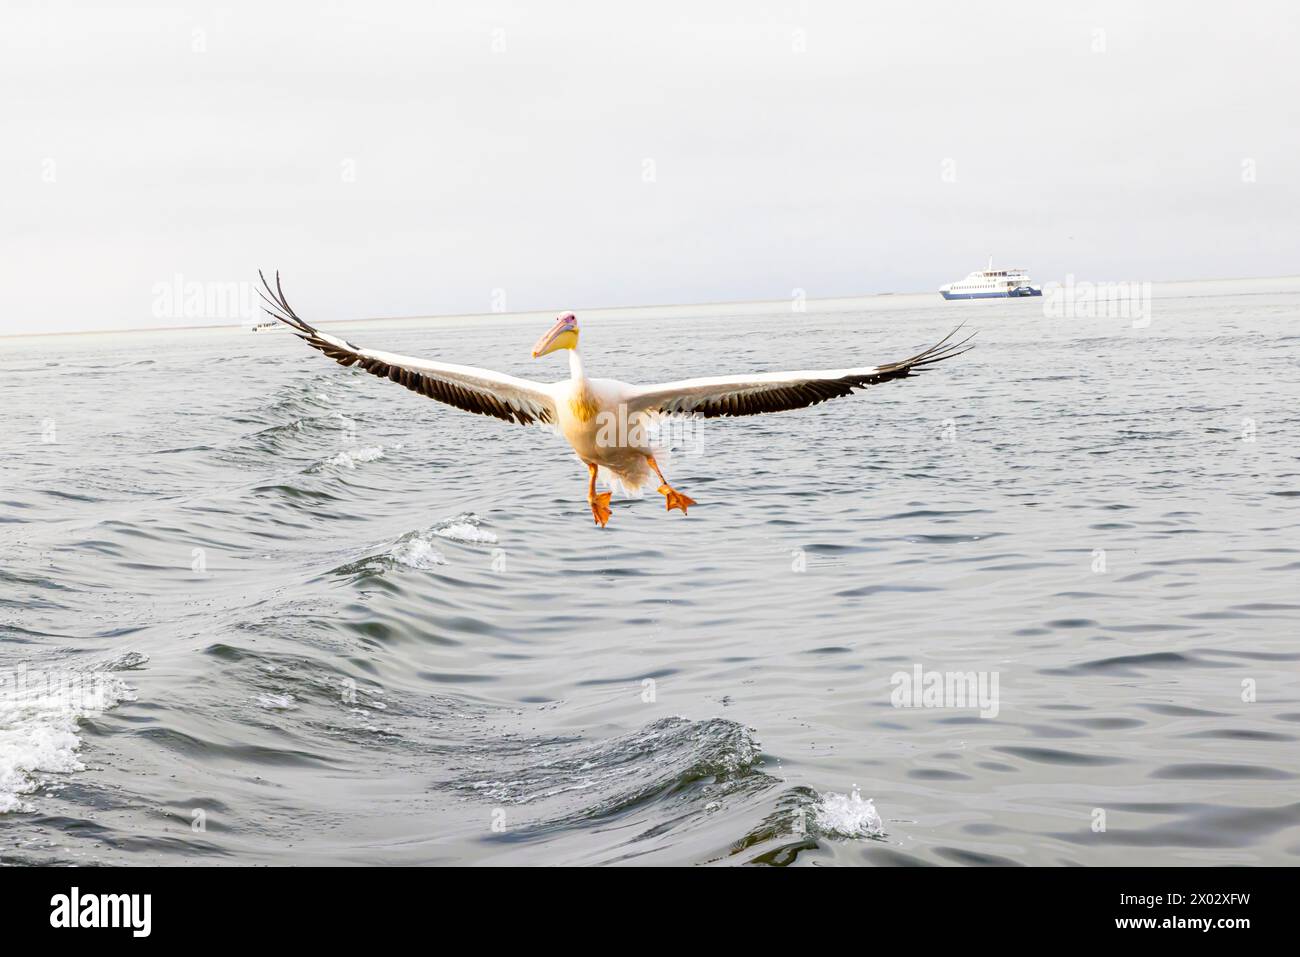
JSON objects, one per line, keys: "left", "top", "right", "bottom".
{"left": 3, "top": 278, "right": 1299, "bottom": 866}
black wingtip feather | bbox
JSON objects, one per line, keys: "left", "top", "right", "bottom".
{"left": 256, "top": 269, "right": 315, "bottom": 336}
{"left": 253, "top": 269, "right": 553, "bottom": 428}
{"left": 650, "top": 325, "right": 975, "bottom": 419}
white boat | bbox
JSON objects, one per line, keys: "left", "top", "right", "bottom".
{"left": 250, "top": 320, "right": 278, "bottom": 333}
{"left": 940, "top": 257, "right": 1042, "bottom": 300}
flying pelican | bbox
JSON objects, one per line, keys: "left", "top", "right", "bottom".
{"left": 258, "top": 273, "right": 971, "bottom": 527}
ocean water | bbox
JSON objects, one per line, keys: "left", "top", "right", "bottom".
{"left": 2, "top": 278, "right": 1299, "bottom": 866}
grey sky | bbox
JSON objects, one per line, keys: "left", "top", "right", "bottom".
{"left": 2, "top": 0, "right": 1296, "bottom": 334}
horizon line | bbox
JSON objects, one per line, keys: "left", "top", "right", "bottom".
{"left": 4, "top": 272, "right": 1299, "bottom": 341}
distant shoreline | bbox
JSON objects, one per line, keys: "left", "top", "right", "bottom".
{"left": 4, "top": 273, "right": 1299, "bottom": 341}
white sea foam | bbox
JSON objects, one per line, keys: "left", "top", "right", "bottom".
{"left": 328, "top": 446, "right": 384, "bottom": 469}
{"left": 813, "top": 788, "right": 884, "bottom": 838}
{"left": 388, "top": 536, "right": 446, "bottom": 569}
{"left": 432, "top": 513, "right": 497, "bottom": 545}
{"left": 0, "top": 665, "right": 134, "bottom": 814}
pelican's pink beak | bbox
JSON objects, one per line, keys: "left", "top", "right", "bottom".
{"left": 532, "top": 312, "right": 579, "bottom": 358}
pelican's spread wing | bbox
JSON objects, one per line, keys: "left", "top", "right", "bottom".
{"left": 258, "top": 272, "right": 556, "bottom": 426}
{"left": 624, "top": 328, "right": 972, "bottom": 418}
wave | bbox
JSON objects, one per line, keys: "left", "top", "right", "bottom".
{"left": 324, "top": 445, "right": 385, "bottom": 470}
{"left": 724, "top": 784, "right": 887, "bottom": 863}
{"left": 431, "top": 513, "right": 497, "bottom": 545}
{"left": 387, "top": 534, "right": 447, "bottom": 569}
{"left": 0, "top": 657, "right": 140, "bottom": 814}
{"left": 331, "top": 529, "right": 447, "bottom": 576}
{"left": 452, "top": 716, "right": 771, "bottom": 835}
{"left": 329, "top": 514, "right": 499, "bottom": 577}
{"left": 813, "top": 788, "right": 885, "bottom": 838}
{"left": 255, "top": 693, "right": 298, "bottom": 711}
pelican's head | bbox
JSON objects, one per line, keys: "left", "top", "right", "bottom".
{"left": 531, "top": 312, "right": 579, "bottom": 358}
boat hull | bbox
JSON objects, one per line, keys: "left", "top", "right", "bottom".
{"left": 940, "top": 287, "right": 1042, "bottom": 300}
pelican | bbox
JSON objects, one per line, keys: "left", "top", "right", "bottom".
{"left": 258, "top": 273, "right": 971, "bottom": 527}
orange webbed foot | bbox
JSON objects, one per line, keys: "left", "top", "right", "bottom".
{"left": 658, "top": 484, "right": 697, "bottom": 515}
{"left": 589, "top": 491, "right": 612, "bottom": 528}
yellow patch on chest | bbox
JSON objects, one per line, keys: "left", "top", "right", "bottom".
{"left": 568, "top": 390, "right": 601, "bottom": 423}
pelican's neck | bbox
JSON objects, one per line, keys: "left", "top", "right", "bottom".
{"left": 567, "top": 347, "right": 586, "bottom": 382}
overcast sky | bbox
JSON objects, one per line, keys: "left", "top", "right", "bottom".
{"left": 2, "top": 0, "right": 1297, "bottom": 334}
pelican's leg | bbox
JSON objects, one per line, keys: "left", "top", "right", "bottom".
{"left": 586, "top": 462, "right": 612, "bottom": 528}
{"left": 646, "top": 455, "right": 697, "bottom": 515}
